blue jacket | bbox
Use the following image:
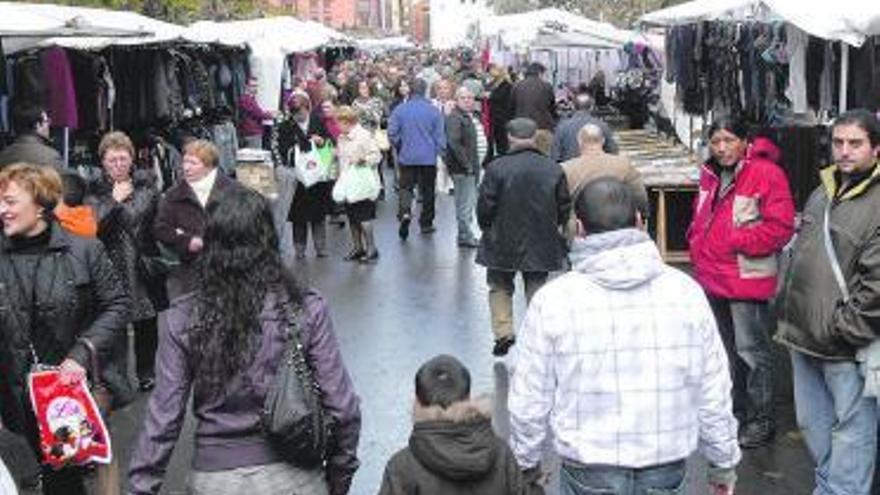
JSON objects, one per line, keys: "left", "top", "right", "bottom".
{"left": 388, "top": 96, "right": 446, "bottom": 166}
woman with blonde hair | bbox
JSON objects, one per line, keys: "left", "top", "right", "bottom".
{"left": 153, "top": 139, "right": 243, "bottom": 298}
{"left": 0, "top": 163, "right": 129, "bottom": 494}
{"left": 335, "top": 106, "right": 382, "bottom": 263}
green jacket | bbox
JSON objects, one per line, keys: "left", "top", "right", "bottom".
{"left": 776, "top": 162, "right": 880, "bottom": 360}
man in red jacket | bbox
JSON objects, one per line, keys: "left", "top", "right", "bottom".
{"left": 688, "top": 117, "right": 795, "bottom": 448}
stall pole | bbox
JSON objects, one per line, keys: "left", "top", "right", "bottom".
{"left": 839, "top": 42, "right": 849, "bottom": 112}
{"left": 63, "top": 127, "right": 69, "bottom": 168}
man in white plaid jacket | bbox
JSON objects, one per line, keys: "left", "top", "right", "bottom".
{"left": 509, "top": 178, "right": 741, "bottom": 495}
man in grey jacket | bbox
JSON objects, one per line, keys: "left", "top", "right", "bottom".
{"left": 0, "top": 104, "right": 63, "bottom": 169}
{"left": 550, "top": 93, "right": 618, "bottom": 163}
{"left": 445, "top": 86, "right": 483, "bottom": 248}
{"left": 776, "top": 109, "right": 880, "bottom": 495}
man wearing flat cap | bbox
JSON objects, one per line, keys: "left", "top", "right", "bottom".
{"left": 476, "top": 118, "right": 571, "bottom": 356}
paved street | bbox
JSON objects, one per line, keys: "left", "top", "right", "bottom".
{"left": 91, "top": 176, "right": 818, "bottom": 495}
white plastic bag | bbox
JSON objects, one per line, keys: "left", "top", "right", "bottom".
{"left": 333, "top": 166, "right": 381, "bottom": 204}
{"left": 294, "top": 146, "right": 327, "bottom": 188}
{"left": 0, "top": 457, "right": 17, "bottom": 495}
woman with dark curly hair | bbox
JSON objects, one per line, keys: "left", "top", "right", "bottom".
{"left": 129, "top": 187, "right": 362, "bottom": 495}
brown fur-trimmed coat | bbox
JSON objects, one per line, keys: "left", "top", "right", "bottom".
{"left": 377, "top": 398, "right": 540, "bottom": 495}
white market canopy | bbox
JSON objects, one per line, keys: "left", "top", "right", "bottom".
{"left": 639, "top": 0, "right": 880, "bottom": 47}
{"left": 478, "top": 8, "right": 637, "bottom": 50}
{"left": 0, "top": 1, "right": 183, "bottom": 53}
{"left": 355, "top": 36, "right": 416, "bottom": 52}
{"left": 183, "top": 17, "right": 351, "bottom": 54}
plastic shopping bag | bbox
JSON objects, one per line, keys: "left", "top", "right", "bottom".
{"left": 333, "top": 166, "right": 381, "bottom": 204}
{"left": 294, "top": 146, "right": 327, "bottom": 188}
{"left": 315, "top": 143, "right": 336, "bottom": 178}
{"left": 28, "top": 369, "right": 112, "bottom": 469}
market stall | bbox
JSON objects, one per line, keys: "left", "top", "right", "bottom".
{"left": 183, "top": 17, "right": 354, "bottom": 112}
{"left": 640, "top": 0, "right": 880, "bottom": 207}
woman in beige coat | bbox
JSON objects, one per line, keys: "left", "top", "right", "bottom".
{"left": 336, "top": 106, "right": 382, "bottom": 263}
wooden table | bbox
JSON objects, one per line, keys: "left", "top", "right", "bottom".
{"left": 646, "top": 183, "right": 698, "bottom": 264}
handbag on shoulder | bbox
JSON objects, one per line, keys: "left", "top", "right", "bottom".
{"left": 261, "top": 305, "right": 334, "bottom": 467}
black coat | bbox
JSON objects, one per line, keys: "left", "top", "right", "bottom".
{"left": 477, "top": 147, "right": 571, "bottom": 272}
{"left": 88, "top": 170, "right": 163, "bottom": 318}
{"left": 445, "top": 107, "right": 478, "bottom": 175}
{"left": 152, "top": 172, "right": 241, "bottom": 263}
{"left": 510, "top": 76, "right": 557, "bottom": 130}
{"left": 276, "top": 112, "right": 334, "bottom": 168}
{"left": 488, "top": 80, "right": 513, "bottom": 155}
{"left": 0, "top": 223, "right": 130, "bottom": 435}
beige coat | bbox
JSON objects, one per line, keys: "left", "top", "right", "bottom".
{"left": 561, "top": 151, "right": 649, "bottom": 238}
{"left": 337, "top": 123, "right": 382, "bottom": 176}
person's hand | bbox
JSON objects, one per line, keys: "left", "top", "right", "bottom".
{"left": 710, "top": 482, "right": 735, "bottom": 495}
{"left": 112, "top": 180, "right": 134, "bottom": 203}
{"left": 188, "top": 236, "right": 204, "bottom": 253}
{"left": 59, "top": 359, "right": 87, "bottom": 386}
{"left": 311, "top": 135, "right": 325, "bottom": 147}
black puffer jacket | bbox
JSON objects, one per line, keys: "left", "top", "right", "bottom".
{"left": 477, "top": 147, "right": 571, "bottom": 272}
{"left": 378, "top": 399, "right": 535, "bottom": 495}
{"left": 88, "top": 170, "right": 163, "bottom": 319}
{"left": 0, "top": 222, "right": 130, "bottom": 434}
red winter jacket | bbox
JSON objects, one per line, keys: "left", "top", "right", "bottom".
{"left": 688, "top": 137, "right": 795, "bottom": 301}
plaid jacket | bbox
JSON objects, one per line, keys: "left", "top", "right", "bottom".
{"left": 509, "top": 229, "right": 741, "bottom": 471}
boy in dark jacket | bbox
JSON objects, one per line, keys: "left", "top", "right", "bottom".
{"left": 378, "top": 355, "right": 535, "bottom": 495}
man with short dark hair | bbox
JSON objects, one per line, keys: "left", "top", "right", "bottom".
{"left": 776, "top": 109, "right": 880, "bottom": 495}
{"left": 477, "top": 118, "right": 570, "bottom": 356}
{"left": 445, "top": 86, "right": 483, "bottom": 248}
{"left": 0, "top": 104, "right": 63, "bottom": 169}
{"left": 509, "top": 178, "right": 741, "bottom": 495}
{"left": 377, "top": 355, "right": 528, "bottom": 494}
{"left": 550, "top": 93, "right": 618, "bottom": 163}
{"left": 510, "top": 62, "right": 557, "bottom": 133}
{"left": 388, "top": 78, "right": 447, "bottom": 240}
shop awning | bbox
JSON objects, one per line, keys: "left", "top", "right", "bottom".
{"left": 639, "top": 0, "right": 880, "bottom": 47}
{"left": 183, "top": 17, "right": 351, "bottom": 54}
{"left": 0, "top": 1, "right": 183, "bottom": 52}
{"left": 478, "top": 8, "right": 637, "bottom": 50}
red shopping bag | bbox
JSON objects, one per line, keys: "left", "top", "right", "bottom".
{"left": 27, "top": 369, "right": 112, "bottom": 469}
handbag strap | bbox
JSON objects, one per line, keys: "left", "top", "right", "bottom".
{"left": 78, "top": 338, "right": 103, "bottom": 385}
{"left": 822, "top": 199, "right": 850, "bottom": 302}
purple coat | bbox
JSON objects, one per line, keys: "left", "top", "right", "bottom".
{"left": 128, "top": 289, "right": 361, "bottom": 495}
{"left": 238, "top": 94, "right": 272, "bottom": 137}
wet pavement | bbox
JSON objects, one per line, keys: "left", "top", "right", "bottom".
{"left": 66, "top": 172, "right": 822, "bottom": 495}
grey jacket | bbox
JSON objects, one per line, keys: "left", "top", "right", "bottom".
{"left": 445, "top": 108, "right": 478, "bottom": 175}
{"left": 550, "top": 111, "right": 619, "bottom": 163}
{"left": 776, "top": 163, "right": 880, "bottom": 360}
{"left": 0, "top": 134, "right": 63, "bottom": 169}
{"left": 128, "top": 289, "right": 361, "bottom": 495}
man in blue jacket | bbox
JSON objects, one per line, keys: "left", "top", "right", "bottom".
{"left": 389, "top": 78, "right": 446, "bottom": 240}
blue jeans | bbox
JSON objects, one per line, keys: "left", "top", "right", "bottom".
{"left": 560, "top": 459, "right": 686, "bottom": 495}
{"left": 709, "top": 297, "right": 775, "bottom": 427}
{"left": 189, "top": 463, "right": 328, "bottom": 495}
{"left": 791, "top": 350, "right": 877, "bottom": 495}
{"left": 451, "top": 173, "right": 478, "bottom": 243}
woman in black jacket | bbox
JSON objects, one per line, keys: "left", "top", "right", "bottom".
{"left": 88, "top": 131, "right": 163, "bottom": 392}
{"left": 0, "top": 163, "right": 130, "bottom": 494}
{"left": 277, "top": 91, "right": 336, "bottom": 259}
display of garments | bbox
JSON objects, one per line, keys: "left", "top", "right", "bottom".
{"left": 212, "top": 122, "right": 239, "bottom": 175}
{"left": 785, "top": 25, "right": 809, "bottom": 113}
{"left": 849, "top": 37, "right": 880, "bottom": 111}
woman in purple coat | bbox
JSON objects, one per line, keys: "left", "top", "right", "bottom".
{"left": 129, "top": 187, "right": 361, "bottom": 495}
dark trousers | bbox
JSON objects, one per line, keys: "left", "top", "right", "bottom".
{"left": 708, "top": 296, "right": 775, "bottom": 428}
{"left": 133, "top": 317, "right": 158, "bottom": 380}
{"left": 398, "top": 165, "right": 436, "bottom": 228}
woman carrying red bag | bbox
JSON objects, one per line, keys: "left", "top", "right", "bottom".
{"left": 0, "top": 163, "right": 130, "bottom": 494}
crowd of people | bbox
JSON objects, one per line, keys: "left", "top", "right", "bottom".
{"left": 0, "top": 45, "right": 879, "bottom": 495}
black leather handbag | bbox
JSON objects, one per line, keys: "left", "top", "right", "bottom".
{"left": 261, "top": 307, "right": 333, "bottom": 467}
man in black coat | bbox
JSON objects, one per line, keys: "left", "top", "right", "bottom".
{"left": 477, "top": 118, "right": 571, "bottom": 356}
{"left": 510, "top": 63, "right": 557, "bottom": 133}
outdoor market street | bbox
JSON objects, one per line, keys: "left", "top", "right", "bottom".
{"left": 49, "top": 181, "right": 818, "bottom": 495}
